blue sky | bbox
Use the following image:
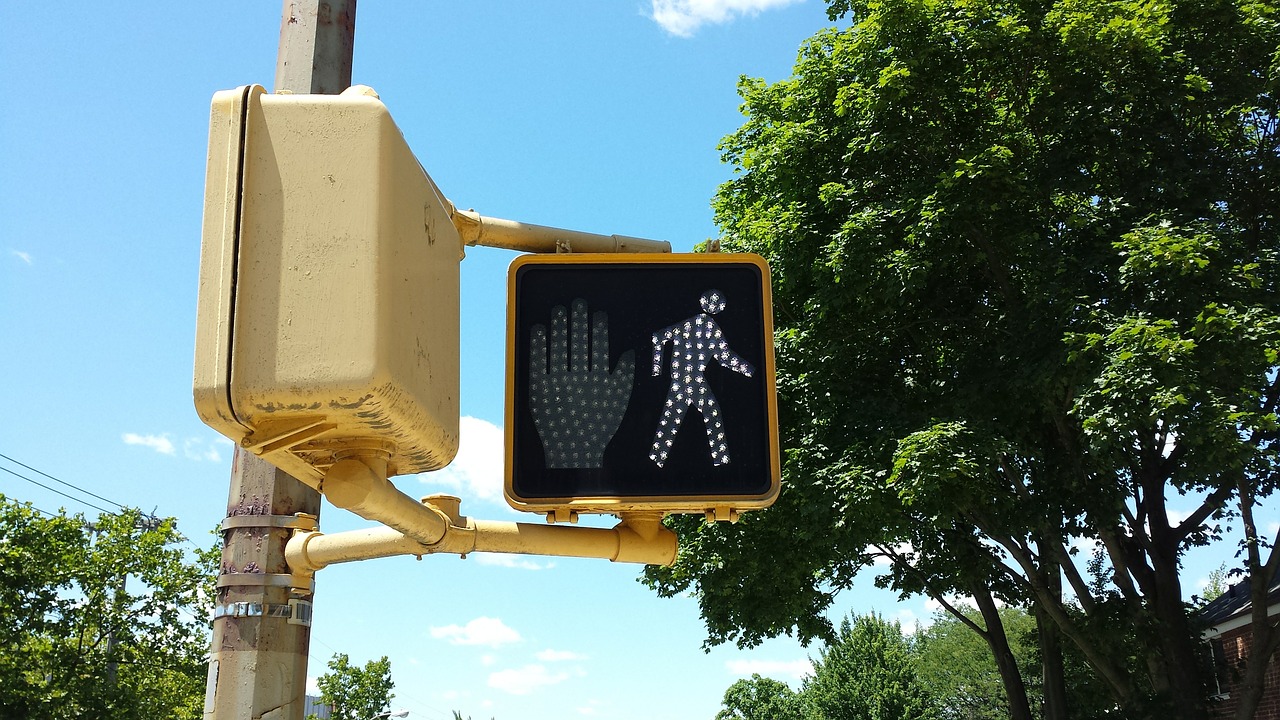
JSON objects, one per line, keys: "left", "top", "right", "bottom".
{"left": 1, "top": 2, "right": 1268, "bottom": 719}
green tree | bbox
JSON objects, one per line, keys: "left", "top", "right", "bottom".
{"left": 311, "top": 652, "right": 394, "bottom": 720}
{"left": 646, "top": 1, "right": 1279, "bottom": 718}
{"left": 717, "top": 674, "right": 807, "bottom": 720}
{"left": 803, "top": 614, "right": 937, "bottom": 720}
{"left": 914, "top": 607, "right": 1038, "bottom": 720}
{"left": 913, "top": 604, "right": 1113, "bottom": 720}
{"left": 0, "top": 494, "right": 215, "bottom": 719}
{"left": 1199, "top": 562, "right": 1231, "bottom": 604}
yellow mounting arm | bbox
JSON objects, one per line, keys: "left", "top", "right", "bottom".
{"left": 285, "top": 454, "right": 675, "bottom": 583}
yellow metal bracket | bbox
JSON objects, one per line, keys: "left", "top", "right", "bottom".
{"left": 546, "top": 508, "right": 579, "bottom": 524}
{"left": 240, "top": 418, "right": 337, "bottom": 457}
{"left": 221, "top": 513, "right": 320, "bottom": 592}
{"left": 282, "top": 456, "right": 678, "bottom": 588}
{"left": 217, "top": 572, "right": 315, "bottom": 594}
{"left": 221, "top": 513, "right": 319, "bottom": 532}
{"left": 705, "top": 507, "right": 740, "bottom": 523}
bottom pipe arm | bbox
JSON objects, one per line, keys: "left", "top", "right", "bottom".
{"left": 286, "top": 512, "right": 677, "bottom": 574}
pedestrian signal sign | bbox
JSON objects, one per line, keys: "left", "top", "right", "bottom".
{"left": 505, "top": 253, "right": 780, "bottom": 516}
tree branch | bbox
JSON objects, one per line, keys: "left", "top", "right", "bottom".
{"left": 1120, "top": 504, "right": 1158, "bottom": 560}
{"left": 1049, "top": 536, "right": 1098, "bottom": 613}
{"left": 876, "top": 543, "right": 989, "bottom": 638}
{"left": 1097, "top": 526, "right": 1145, "bottom": 603}
{"left": 1172, "top": 484, "right": 1234, "bottom": 546}
{"left": 985, "top": 527, "right": 1137, "bottom": 703}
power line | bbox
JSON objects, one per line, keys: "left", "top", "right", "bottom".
{"left": 0, "top": 451, "right": 128, "bottom": 513}
{"left": 0, "top": 464, "right": 116, "bottom": 515}
{"left": 0, "top": 452, "right": 210, "bottom": 553}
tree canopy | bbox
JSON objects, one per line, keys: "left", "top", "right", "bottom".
{"left": 805, "top": 614, "right": 937, "bottom": 720}
{"left": 647, "top": 0, "right": 1279, "bottom": 717}
{"left": 716, "top": 614, "right": 935, "bottom": 720}
{"left": 0, "top": 494, "right": 215, "bottom": 719}
{"left": 913, "top": 607, "right": 1037, "bottom": 720}
{"left": 311, "top": 652, "right": 395, "bottom": 720}
{"left": 716, "top": 674, "right": 807, "bottom": 720}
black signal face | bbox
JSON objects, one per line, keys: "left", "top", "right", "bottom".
{"left": 504, "top": 253, "right": 779, "bottom": 515}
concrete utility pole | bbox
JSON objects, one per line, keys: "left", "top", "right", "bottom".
{"left": 205, "top": 3, "right": 356, "bottom": 719}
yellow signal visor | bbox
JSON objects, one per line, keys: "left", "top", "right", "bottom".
{"left": 194, "top": 85, "right": 461, "bottom": 485}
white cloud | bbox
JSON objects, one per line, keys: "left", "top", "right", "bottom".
{"left": 306, "top": 675, "right": 320, "bottom": 695}
{"left": 650, "top": 0, "right": 804, "bottom": 37}
{"left": 473, "top": 554, "right": 555, "bottom": 571}
{"left": 577, "top": 700, "right": 604, "bottom": 716}
{"left": 418, "top": 416, "right": 505, "bottom": 503}
{"left": 429, "top": 617, "right": 522, "bottom": 647}
{"left": 725, "top": 658, "right": 811, "bottom": 682}
{"left": 536, "top": 649, "right": 586, "bottom": 662}
{"left": 896, "top": 608, "right": 923, "bottom": 634}
{"left": 183, "top": 437, "right": 225, "bottom": 462}
{"left": 487, "top": 664, "right": 572, "bottom": 695}
{"left": 10, "top": 249, "right": 32, "bottom": 265}
{"left": 122, "top": 433, "right": 176, "bottom": 455}
{"left": 124, "top": 433, "right": 232, "bottom": 462}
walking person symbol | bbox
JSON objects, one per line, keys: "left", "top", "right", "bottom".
{"left": 649, "top": 289, "right": 755, "bottom": 468}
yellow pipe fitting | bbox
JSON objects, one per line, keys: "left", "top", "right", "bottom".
{"left": 613, "top": 513, "right": 676, "bottom": 564}
{"left": 319, "top": 456, "right": 450, "bottom": 546}
{"left": 286, "top": 526, "right": 428, "bottom": 572}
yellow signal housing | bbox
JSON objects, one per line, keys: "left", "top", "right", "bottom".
{"left": 194, "top": 85, "right": 461, "bottom": 487}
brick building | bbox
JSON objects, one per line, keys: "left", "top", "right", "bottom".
{"left": 1201, "top": 576, "right": 1280, "bottom": 719}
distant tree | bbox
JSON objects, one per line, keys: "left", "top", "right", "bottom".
{"left": 1199, "top": 563, "right": 1231, "bottom": 604}
{"left": 311, "top": 653, "right": 394, "bottom": 720}
{"left": 0, "top": 494, "right": 215, "bottom": 719}
{"left": 716, "top": 674, "right": 807, "bottom": 720}
{"left": 914, "top": 607, "right": 1037, "bottom": 720}
{"left": 804, "top": 614, "right": 937, "bottom": 720}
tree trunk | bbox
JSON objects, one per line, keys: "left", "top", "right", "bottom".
{"left": 971, "top": 583, "right": 1034, "bottom": 720}
{"left": 1033, "top": 535, "right": 1070, "bottom": 720}
{"left": 1037, "top": 601, "right": 1069, "bottom": 720}
{"left": 1148, "top": 546, "right": 1208, "bottom": 720}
